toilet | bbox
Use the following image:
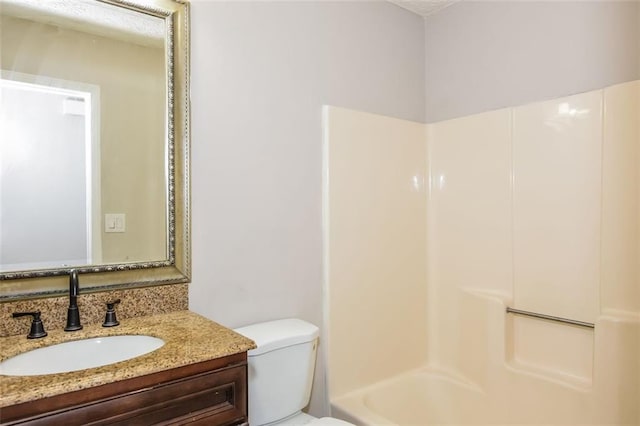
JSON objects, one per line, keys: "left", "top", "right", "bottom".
{"left": 234, "top": 319, "right": 354, "bottom": 426}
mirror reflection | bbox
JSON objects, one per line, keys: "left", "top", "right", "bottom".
{"left": 0, "top": 0, "right": 169, "bottom": 274}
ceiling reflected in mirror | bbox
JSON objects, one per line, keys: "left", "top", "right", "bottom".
{"left": 1, "top": 0, "right": 165, "bottom": 46}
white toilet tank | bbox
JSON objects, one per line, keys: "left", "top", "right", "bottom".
{"left": 234, "top": 319, "right": 319, "bottom": 426}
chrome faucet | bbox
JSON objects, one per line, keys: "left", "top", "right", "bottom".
{"left": 64, "top": 269, "right": 83, "bottom": 331}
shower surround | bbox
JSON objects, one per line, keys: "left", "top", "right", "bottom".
{"left": 323, "top": 80, "right": 639, "bottom": 424}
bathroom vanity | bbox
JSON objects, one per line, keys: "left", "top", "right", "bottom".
{"left": 0, "top": 0, "right": 227, "bottom": 422}
{"left": 0, "top": 311, "right": 256, "bottom": 425}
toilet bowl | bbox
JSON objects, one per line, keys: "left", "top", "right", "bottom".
{"left": 275, "top": 412, "right": 352, "bottom": 425}
{"left": 234, "top": 319, "right": 354, "bottom": 426}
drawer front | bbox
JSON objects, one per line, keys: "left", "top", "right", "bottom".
{"left": 7, "top": 364, "right": 247, "bottom": 426}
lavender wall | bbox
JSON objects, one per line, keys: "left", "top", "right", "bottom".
{"left": 425, "top": 1, "right": 640, "bottom": 122}
{"left": 189, "top": 0, "right": 425, "bottom": 415}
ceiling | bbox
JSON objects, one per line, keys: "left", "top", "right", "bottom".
{"left": 388, "top": 0, "right": 460, "bottom": 17}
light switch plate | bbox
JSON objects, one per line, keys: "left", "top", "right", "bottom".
{"left": 105, "top": 213, "right": 125, "bottom": 233}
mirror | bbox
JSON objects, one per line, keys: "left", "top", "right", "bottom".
{"left": 0, "top": 0, "right": 190, "bottom": 299}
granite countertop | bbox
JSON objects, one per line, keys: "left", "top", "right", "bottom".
{"left": 0, "top": 310, "right": 256, "bottom": 408}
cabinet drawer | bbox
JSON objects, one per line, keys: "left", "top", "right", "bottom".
{"left": 3, "top": 363, "right": 247, "bottom": 426}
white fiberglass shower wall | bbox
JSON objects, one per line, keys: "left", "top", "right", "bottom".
{"left": 324, "top": 80, "right": 639, "bottom": 425}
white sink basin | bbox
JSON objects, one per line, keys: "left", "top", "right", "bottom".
{"left": 0, "top": 335, "right": 165, "bottom": 376}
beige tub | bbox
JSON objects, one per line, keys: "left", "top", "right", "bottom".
{"left": 330, "top": 293, "right": 639, "bottom": 426}
{"left": 334, "top": 359, "right": 640, "bottom": 425}
{"left": 333, "top": 369, "right": 488, "bottom": 425}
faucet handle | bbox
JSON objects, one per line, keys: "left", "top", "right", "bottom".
{"left": 13, "top": 311, "right": 48, "bottom": 339}
{"left": 103, "top": 299, "right": 121, "bottom": 327}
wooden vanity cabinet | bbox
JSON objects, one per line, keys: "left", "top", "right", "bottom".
{"left": 0, "top": 352, "right": 248, "bottom": 426}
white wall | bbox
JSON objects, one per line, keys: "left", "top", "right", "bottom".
{"left": 424, "top": 1, "right": 640, "bottom": 122}
{"left": 189, "top": 0, "right": 425, "bottom": 416}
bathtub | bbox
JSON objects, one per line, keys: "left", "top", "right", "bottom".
{"left": 332, "top": 369, "right": 492, "bottom": 425}
{"left": 328, "top": 291, "right": 639, "bottom": 425}
{"left": 331, "top": 361, "right": 638, "bottom": 425}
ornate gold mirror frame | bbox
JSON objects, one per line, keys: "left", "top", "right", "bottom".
{"left": 0, "top": 0, "right": 190, "bottom": 300}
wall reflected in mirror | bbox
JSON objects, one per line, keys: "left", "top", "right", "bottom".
{"left": 0, "top": 0, "right": 169, "bottom": 274}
